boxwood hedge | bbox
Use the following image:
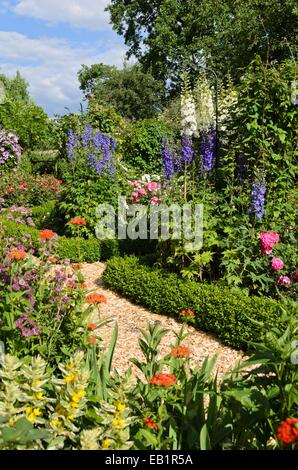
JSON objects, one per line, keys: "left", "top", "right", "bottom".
{"left": 102, "top": 256, "right": 295, "bottom": 350}
{"left": 0, "top": 218, "right": 119, "bottom": 262}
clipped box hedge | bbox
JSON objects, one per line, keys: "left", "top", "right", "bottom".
{"left": 0, "top": 218, "right": 119, "bottom": 263}
{"left": 102, "top": 256, "right": 295, "bottom": 350}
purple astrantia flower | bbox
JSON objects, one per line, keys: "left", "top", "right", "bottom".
{"left": 249, "top": 176, "right": 266, "bottom": 220}
{"left": 200, "top": 130, "right": 216, "bottom": 173}
{"left": 162, "top": 137, "right": 175, "bottom": 179}
{"left": 181, "top": 135, "right": 194, "bottom": 164}
{"left": 236, "top": 152, "right": 246, "bottom": 184}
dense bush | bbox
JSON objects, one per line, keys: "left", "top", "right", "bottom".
{"left": 0, "top": 172, "right": 63, "bottom": 207}
{"left": 0, "top": 218, "right": 119, "bottom": 263}
{"left": 102, "top": 256, "right": 295, "bottom": 350}
{"left": 122, "top": 119, "right": 171, "bottom": 172}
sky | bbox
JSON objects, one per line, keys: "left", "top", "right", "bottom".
{"left": 0, "top": 0, "right": 127, "bottom": 115}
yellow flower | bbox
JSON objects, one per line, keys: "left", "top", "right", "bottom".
{"left": 112, "top": 419, "right": 125, "bottom": 428}
{"left": 68, "top": 414, "right": 75, "bottom": 421}
{"left": 50, "top": 418, "right": 61, "bottom": 427}
{"left": 33, "top": 380, "right": 41, "bottom": 387}
{"left": 72, "top": 390, "right": 85, "bottom": 403}
{"left": 27, "top": 409, "right": 41, "bottom": 423}
{"left": 35, "top": 392, "right": 44, "bottom": 400}
{"left": 70, "top": 402, "right": 79, "bottom": 409}
{"left": 8, "top": 417, "right": 16, "bottom": 426}
{"left": 102, "top": 439, "right": 111, "bottom": 449}
{"left": 116, "top": 402, "right": 126, "bottom": 412}
{"left": 25, "top": 406, "right": 32, "bottom": 415}
{"left": 64, "top": 373, "right": 77, "bottom": 383}
{"left": 66, "top": 362, "right": 75, "bottom": 371}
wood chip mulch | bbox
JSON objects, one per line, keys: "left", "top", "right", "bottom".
{"left": 79, "top": 262, "right": 245, "bottom": 380}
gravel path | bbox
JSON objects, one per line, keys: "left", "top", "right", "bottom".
{"left": 80, "top": 262, "right": 244, "bottom": 379}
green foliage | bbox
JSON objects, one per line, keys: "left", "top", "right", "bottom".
{"left": 122, "top": 118, "right": 171, "bottom": 172}
{"left": 0, "top": 218, "right": 119, "bottom": 263}
{"left": 57, "top": 237, "right": 119, "bottom": 263}
{"left": 31, "top": 201, "right": 64, "bottom": 233}
{"left": 78, "top": 63, "right": 165, "bottom": 121}
{"left": 108, "top": 0, "right": 297, "bottom": 83}
{"left": 59, "top": 175, "right": 119, "bottom": 237}
{"left": 0, "top": 172, "right": 63, "bottom": 207}
{"left": 102, "top": 256, "right": 295, "bottom": 350}
{"left": 0, "top": 99, "right": 50, "bottom": 150}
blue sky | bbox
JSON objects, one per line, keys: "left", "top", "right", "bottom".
{"left": 0, "top": 0, "right": 127, "bottom": 115}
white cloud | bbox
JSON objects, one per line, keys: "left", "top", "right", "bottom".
{"left": 13, "top": 0, "right": 111, "bottom": 30}
{"left": 0, "top": 31, "right": 126, "bottom": 115}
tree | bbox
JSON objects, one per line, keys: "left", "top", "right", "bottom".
{"left": 107, "top": 0, "right": 297, "bottom": 83}
{"left": 0, "top": 71, "right": 30, "bottom": 102}
{"left": 0, "top": 71, "right": 50, "bottom": 149}
{"left": 78, "top": 63, "right": 165, "bottom": 121}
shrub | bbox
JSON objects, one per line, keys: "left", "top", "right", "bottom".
{"left": 102, "top": 256, "right": 295, "bottom": 350}
{"left": 31, "top": 201, "right": 65, "bottom": 234}
{"left": 122, "top": 119, "right": 171, "bottom": 173}
{"left": 0, "top": 172, "right": 63, "bottom": 207}
{"left": 0, "top": 218, "right": 119, "bottom": 263}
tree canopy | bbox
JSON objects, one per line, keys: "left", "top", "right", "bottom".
{"left": 78, "top": 63, "right": 165, "bottom": 121}
{"left": 107, "top": 0, "right": 297, "bottom": 83}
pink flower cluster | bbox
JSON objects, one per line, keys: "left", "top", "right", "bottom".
{"left": 129, "top": 180, "right": 161, "bottom": 205}
{"left": 260, "top": 232, "right": 280, "bottom": 254}
{"left": 260, "top": 232, "right": 296, "bottom": 288}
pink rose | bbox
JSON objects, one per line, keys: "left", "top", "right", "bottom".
{"left": 145, "top": 182, "right": 158, "bottom": 192}
{"left": 130, "top": 191, "right": 140, "bottom": 203}
{"left": 260, "top": 232, "right": 280, "bottom": 254}
{"left": 271, "top": 258, "right": 284, "bottom": 271}
{"left": 277, "top": 275, "right": 292, "bottom": 287}
{"left": 150, "top": 196, "right": 161, "bottom": 205}
{"left": 129, "top": 180, "right": 142, "bottom": 188}
{"left": 137, "top": 188, "right": 147, "bottom": 197}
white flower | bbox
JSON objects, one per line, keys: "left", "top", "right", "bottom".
{"left": 194, "top": 74, "right": 215, "bottom": 135}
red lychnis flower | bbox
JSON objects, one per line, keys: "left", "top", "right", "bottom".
{"left": 39, "top": 229, "right": 56, "bottom": 240}
{"left": 172, "top": 345, "right": 191, "bottom": 358}
{"left": 150, "top": 373, "right": 176, "bottom": 387}
{"left": 8, "top": 249, "right": 27, "bottom": 260}
{"left": 179, "top": 309, "right": 195, "bottom": 318}
{"left": 69, "top": 217, "right": 87, "bottom": 226}
{"left": 86, "top": 293, "right": 107, "bottom": 305}
{"left": 88, "top": 323, "right": 97, "bottom": 330}
{"left": 48, "top": 257, "right": 58, "bottom": 263}
{"left": 144, "top": 417, "right": 158, "bottom": 431}
{"left": 277, "top": 418, "right": 298, "bottom": 446}
{"left": 88, "top": 337, "right": 97, "bottom": 344}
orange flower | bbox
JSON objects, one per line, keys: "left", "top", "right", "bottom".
{"left": 88, "top": 323, "right": 97, "bottom": 330}
{"left": 8, "top": 249, "right": 27, "bottom": 260}
{"left": 86, "top": 293, "right": 107, "bottom": 305}
{"left": 150, "top": 373, "right": 176, "bottom": 387}
{"left": 144, "top": 417, "right": 158, "bottom": 431}
{"left": 88, "top": 337, "right": 97, "bottom": 344}
{"left": 277, "top": 418, "right": 298, "bottom": 446}
{"left": 179, "top": 309, "right": 195, "bottom": 317}
{"left": 72, "top": 263, "right": 81, "bottom": 271}
{"left": 69, "top": 217, "right": 87, "bottom": 226}
{"left": 39, "top": 229, "right": 56, "bottom": 240}
{"left": 48, "top": 257, "right": 58, "bottom": 263}
{"left": 172, "top": 345, "right": 190, "bottom": 358}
